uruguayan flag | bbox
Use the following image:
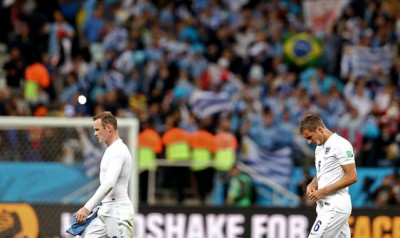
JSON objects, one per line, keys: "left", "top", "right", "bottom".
{"left": 342, "top": 45, "right": 393, "bottom": 78}
{"left": 240, "top": 136, "right": 293, "bottom": 188}
{"left": 353, "top": 45, "right": 392, "bottom": 77}
{"left": 105, "top": 69, "right": 124, "bottom": 91}
{"left": 189, "top": 90, "right": 231, "bottom": 119}
{"left": 103, "top": 28, "right": 128, "bottom": 52}
{"left": 78, "top": 129, "right": 104, "bottom": 178}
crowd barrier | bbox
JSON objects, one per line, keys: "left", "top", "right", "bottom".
{"left": 1, "top": 203, "right": 399, "bottom": 238}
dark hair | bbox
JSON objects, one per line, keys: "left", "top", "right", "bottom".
{"left": 93, "top": 111, "right": 117, "bottom": 130}
{"left": 299, "top": 114, "right": 325, "bottom": 133}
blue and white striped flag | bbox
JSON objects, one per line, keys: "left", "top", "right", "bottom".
{"left": 77, "top": 129, "right": 104, "bottom": 178}
{"left": 103, "top": 28, "right": 128, "bottom": 52}
{"left": 105, "top": 69, "right": 124, "bottom": 91}
{"left": 351, "top": 45, "right": 392, "bottom": 77}
{"left": 189, "top": 90, "right": 232, "bottom": 119}
{"left": 240, "top": 136, "right": 293, "bottom": 188}
{"left": 342, "top": 45, "right": 393, "bottom": 78}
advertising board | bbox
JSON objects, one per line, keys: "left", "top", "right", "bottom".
{"left": 1, "top": 204, "right": 399, "bottom": 238}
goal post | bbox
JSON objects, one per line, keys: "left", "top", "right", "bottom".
{"left": 0, "top": 116, "right": 139, "bottom": 212}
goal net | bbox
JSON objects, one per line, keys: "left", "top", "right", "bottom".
{"left": 0, "top": 116, "right": 139, "bottom": 211}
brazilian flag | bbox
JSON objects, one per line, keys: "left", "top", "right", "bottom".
{"left": 283, "top": 32, "right": 322, "bottom": 67}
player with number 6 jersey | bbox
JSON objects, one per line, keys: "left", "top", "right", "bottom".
{"left": 299, "top": 114, "right": 358, "bottom": 238}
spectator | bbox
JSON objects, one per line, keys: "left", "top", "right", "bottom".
{"left": 276, "top": 109, "right": 295, "bottom": 149}
{"left": 3, "top": 46, "right": 25, "bottom": 92}
{"left": 247, "top": 107, "right": 278, "bottom": 151}
{"left": 373, "top": 174, "right": 397, "bottom": 207}
{"left": 338, "top": 106, "right": 363, "bottom": 154}
{"left": 44, "top": 10, "right": 75, "bottom": 74}
{"left": 226, "top": 165, "right": 254, "bottom": 206}
{"left": 81, "top": 2, "right": 107, "bottom": 44}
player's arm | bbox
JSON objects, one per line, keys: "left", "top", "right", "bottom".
{"left": 319, "top": 163, "right": 357, "bottom": 196}
{"left": 85, "top": 156, "right": 124, "bottom": 210}
{"left": 76, "top": 154, "right": 124, "bottom": 223}
{"left": 308, "top": 163, "right": 357, "bottom": 201}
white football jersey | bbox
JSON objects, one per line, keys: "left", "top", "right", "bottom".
{"left": 85, "top": 139, "right": 133, "bottom": 211}
{"left": 315, "top": 133, "right": 355, "bottom": 213}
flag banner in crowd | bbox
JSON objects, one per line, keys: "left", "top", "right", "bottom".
{"left": 106, "top": 69, "right": 124, "bottom": 90}
{"left": 202, "top": 64, "right": 243, "bottom": 100}
{"left": 283, "top": 32, "right": 322, "bottom": 67}
{"left": 346, "top": 45, "right": 393, "bottom": 78}
{"left": 78, "top": 129, "right": 104, "bottom": 178}
{"left": 239, "top": 136, "right": 293, "bottom": 188}
{"left": 102, "top": 27, "right": 128, "bottom": 52}
{"left": 189, "top": 90, "right": 232, "bottom": 119}
{"left": 303, "top": 0, "right": 349, "bottom": 34}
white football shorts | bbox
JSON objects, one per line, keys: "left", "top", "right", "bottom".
{"left": 308, "top": 201, "right": 351, "bottom": 238}
{"left": 85, "top": 201, "right": 134, "bottom": 238}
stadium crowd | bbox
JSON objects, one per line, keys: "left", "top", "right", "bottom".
{"left": 0, "top": 0, "right": 400, "bottom": 205}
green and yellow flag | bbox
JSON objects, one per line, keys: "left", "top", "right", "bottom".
{"left": 283, "top": 32, "right": 322, "bottom": 67}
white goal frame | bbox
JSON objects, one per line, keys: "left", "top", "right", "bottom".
{"left": 0, "top": 116, "right": 139, "bottom": 212}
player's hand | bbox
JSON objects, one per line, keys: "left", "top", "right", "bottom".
{"left": 306, "top": 184, "right": 316, "bottom": 197}
{"left": 307, "top": 189, "right": 325, "bottom": 202}
{"left": 76, "top": 207, "right": 90, "bottom": 224}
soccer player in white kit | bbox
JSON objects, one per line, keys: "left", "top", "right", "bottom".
{"left": 299, "top": 114, "right": 357, "bottom": 238}
{"left": 75, "top": 111, "right": 134, "bottom": 237}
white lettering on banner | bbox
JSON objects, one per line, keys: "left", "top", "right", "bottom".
{"left": 187, "top": 214, "right": 205, "bottom": 238}
{"left": 252, "top": 214, "right": 268, "bottom": 237}
{"left": 61, "top": 212, "right": 307, "bottom": 237}
{"left": 166, "top": 213, "right": 186, "bottom": 238}
{"left": 147, "top": 213, "right": 164, "bottom": 238}
{"left": 227, "top": 214, "right": 245, "bottom": 237}
{"left": 206, "top": 214, "right": 225, "bottom": 238}
{"left": 146, "top": 213, "right": 245, "bottom": 237}
{"left": 289, "top": 215, "right": 308, "bottom": 238}
{"left": 130, "top": 213, "right": 245, "bottom": 237}
{"left": 252, "top": 214, "right": 309, "bottom": 238}
{"left": 270, "top": 215, "right": 286, "bottom": 237}
{"left": 136, "top": 214, "right": 145, "bottom": 238}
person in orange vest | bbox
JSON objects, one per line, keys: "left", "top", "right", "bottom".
{"left": 188, "top": 123, "right": 216, "bottom": 204}
{"left": 214, "top": 130, "right": 238, "bottom": 172}
{"left": 162, "top": 122, "right": 191, "bottom": 203}
{"left": 138, "top": 124, "right": 162, "bottom": 171}
{"left": 210, "top": 118, "right": 239, "bottom": 205}
{"left": 138, "top": 121, "right": 163, "bottom": 202}
{"left": 162, "top": 125, "right": 191, "bottom": 161}
{"left": 24, "top": 62, "right": 51, "bottom": 106}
